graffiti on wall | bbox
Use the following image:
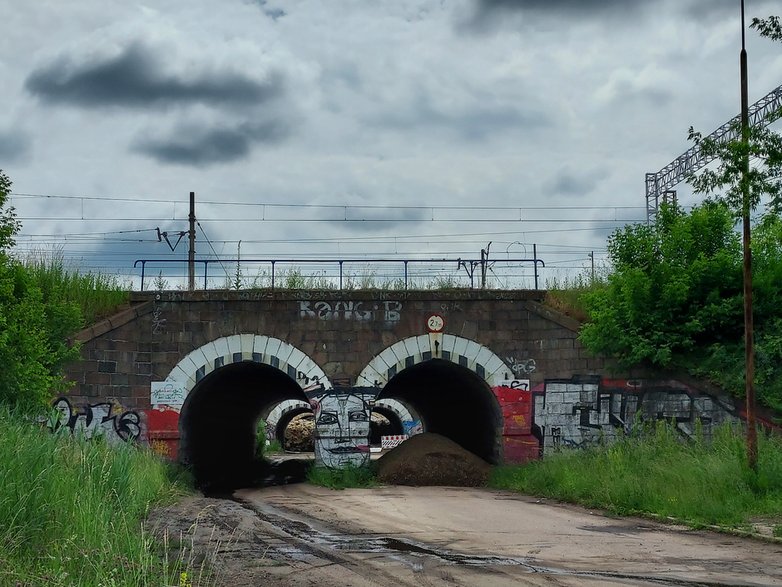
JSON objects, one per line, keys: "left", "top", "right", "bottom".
{"left": 150, "top": 381, "right": 186, "bottom": 407}
{"left": 506, "top": 357, "right": 536, "bottom": 376}
{"left": 311, "top": 390, "right": 373, "bottom": 469}
{"left": 533, "top": 378, "right": 740, "bottom": 452}
{"left": 300, "top": 300, "right": 402, "bottom": 324}
{"left": 151, "top": 293, "right": 166, "bottom": 334}
{"left": 50, "top": 397, "right": 141, "bottom": 443}
{"left": 491, "top": 378, "right": 742, "bottom": 463}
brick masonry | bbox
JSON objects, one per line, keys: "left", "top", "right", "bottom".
{"left": 66, "top": 290, "right": 595, "bottom": 408}
{"left": 61, "top": 289, "right": 746, "bottom": 462}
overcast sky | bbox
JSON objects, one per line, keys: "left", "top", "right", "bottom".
{"left": 1, "top": 0, "right": 780, "bottom": 289}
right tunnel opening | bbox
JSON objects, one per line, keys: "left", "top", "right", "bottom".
{"left": 377, "top": 359, "right": 503, "bottom": 464}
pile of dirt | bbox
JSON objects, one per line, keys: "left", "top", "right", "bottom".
{"left": 284, "top": 414, "right": 314, "bottom": 451}
{"left": 375, "top": 433, "right": 491, "bottom": 487}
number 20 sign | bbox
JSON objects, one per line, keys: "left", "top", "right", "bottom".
{"left": 426, "top": 314, "right": 445, "bottom": 333}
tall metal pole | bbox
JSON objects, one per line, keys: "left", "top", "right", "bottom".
{"left": 740, "top": 0, "right": 758, "bottom": 471}
{"left": 188, "top": 191, "right": 196, "bottom": 292}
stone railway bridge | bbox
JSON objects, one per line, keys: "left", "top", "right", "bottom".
{"left": 61, "top": 289, "right": 741, "bottom": 486}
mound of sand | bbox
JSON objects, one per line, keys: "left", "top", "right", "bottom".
{"left": 375, "top": 433, "right": 491, "bottom": 487}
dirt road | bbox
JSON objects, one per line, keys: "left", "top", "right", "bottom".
{"left": 150, "top": 484, "right": 782, "bottom": 586}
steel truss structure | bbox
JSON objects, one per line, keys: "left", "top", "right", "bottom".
{"left": 645, "top": 83, "right": 782, "bottom": 222}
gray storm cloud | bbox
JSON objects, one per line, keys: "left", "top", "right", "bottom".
{"left": 474, "top": 0, "right": 774, "bottom": 18}
{"left": 476, "top": 0, "right": 641, "bottom": 12}
{"left": 132, "top": 120, "right": 290, "bottom": 166}
{"left": 375, "top": 92, "right": 550, "bottom": 140}
{"left": 25, "top": 42, "right": 283, "bottom": 110}
{"left": 0, "top": 129, "right": 31, "bottom": 164}
{"left": 546, "top": 167, "right": 608, "bottom": 198}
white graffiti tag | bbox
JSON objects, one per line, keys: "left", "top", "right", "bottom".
{"left": 506, "top": 357, "right": 537, "bottom": 376}
{"left": 300, "top": 301, "right": 402, "bottom": 323}
{"left": 50, "top": 397, "right": 141, "bottom": 443}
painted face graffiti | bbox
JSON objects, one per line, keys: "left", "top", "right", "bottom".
{"left": 312, "top": 393, "right": 371, "bottom": 468}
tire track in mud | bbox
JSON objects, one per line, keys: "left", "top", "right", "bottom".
{"left": 228, "top": 494, "right": 750, "bottom": 587}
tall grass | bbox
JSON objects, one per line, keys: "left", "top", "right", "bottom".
{"left": 23, "top": 249, "right": 130, "bottom": 324}
{"left": 307, "top": 464, "right": 377, "bottom": 489}
{"left": 0, "top": 408, "right": 191, "bottom": 586}
{"left": 544, "top": 272, "right": 606, "bottom": 323}
{"left": 491, "top": 422, "right": 782, "bottom": 527}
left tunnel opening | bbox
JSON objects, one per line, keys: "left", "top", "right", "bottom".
{"left": 179, "top": 361, "right": 308, "bottom": 492}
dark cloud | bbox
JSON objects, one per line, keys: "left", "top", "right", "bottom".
{"left": 475, "top": 0, "right": 775, "bottom": 21}
{"left": 376, "top": 92, "right": 549, "bottom": 140}
{"left": 25, "top": 42, "right": 283, "bottom": 110}
{"left": 132, "top": 120, "right": 289, "bottom": 166}
{"left": 546, "top": 167, "right": 607, "bottom": 197}
{"left": 475, "top": 0, "right": 642, "bottom": 14}
{"left": 251, "top": 0, "right": 286, "bottom": 21}
{"left": 0, "top": 129, "right": 31, "bottom": 163}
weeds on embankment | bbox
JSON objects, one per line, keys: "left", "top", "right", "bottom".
{"left": 0, "top": 408, "right": 193, "bottom": 587}
{"left": 490, "top": 422, "right": 782, "bottom": 530}
{"left": 22, "top": 250, "right": 130, "bottom": 324}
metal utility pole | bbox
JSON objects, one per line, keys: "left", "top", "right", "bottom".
{"left": 480, "top": 242, "right": 492, "bottom": 289}
{"left": 588, "top": 251, "right": 595, "bottom": 282}
{"left": 739, "top": 0, "right": 758, "bottom": 472}
{"left": 188, "top": 191, "right": 196, "bottom": 292}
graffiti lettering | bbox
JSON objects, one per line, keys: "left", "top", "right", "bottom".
{"left": 506, "top": 357, "right": 536, "bottom": 375}
{"left": 535, "top": 379, "right": 740, "bottom": 452}
{"left": 500, "top": 379, "right": 530, "bottom": 391}
{"left": 297, "top": 372, "right": 324, "bottom": 392}
{"left": 299, "top": 300, "right": 402, "bottom": 323}
{"left": 50, "top": 397, "right": 141, "bottom": 443}
{"left": 152, "top": 306, "right": 166, "bottom": 334}
{"left": 150, "top": 381, "right": 186, "bottom": 406}
{"left": 383, "top": 301, "right": 402, "bottom": 323}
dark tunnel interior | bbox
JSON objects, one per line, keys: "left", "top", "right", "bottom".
{"left": 377, "top": 359, "right": 503, "bottom": 464}
{"left": 179, "top": 361, "right": 307, "bottom": 491}
{"left": 369, "top": 405, "right": 405, "bottom": 444}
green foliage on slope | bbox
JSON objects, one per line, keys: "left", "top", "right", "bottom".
{"left": 579, "top": 203, "right": 782, "bottom": 410}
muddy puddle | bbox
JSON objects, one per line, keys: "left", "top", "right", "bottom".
{"left": 230, "top": 495, "right": 733, "bottom": 586}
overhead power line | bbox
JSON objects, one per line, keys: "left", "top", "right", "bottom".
{"left": 11, "top": 191, "right": 646, "bottom": 212}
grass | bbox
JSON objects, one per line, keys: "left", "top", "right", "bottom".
{"left": 307, "top": 464, "right": 377, "bottom": 489}
{"left": 490, "top": 421, "right": 782, "bottom": 529}
{"left": 544, "top": 272, "right": 606, "bottom": 323}
{"left": 0, "top": 407, "right": 195, "bottom": 586}
{"left": 23, "top": 249, "right": 130, "bottom": 324}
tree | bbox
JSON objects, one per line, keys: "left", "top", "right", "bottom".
{"left": 0, "top": 170, "right": 81, "bottom": 412}
{"left": 0, "top": 171, "right": 20, "bottom": 251}
{"left": 580, "top": 202, "right": 743, "bottom": 368}
{"left": 688, "top": 12, "right": 782, "bottom": 470}
{"left": 752, "top": 15, "right": 782, "bottom": 41}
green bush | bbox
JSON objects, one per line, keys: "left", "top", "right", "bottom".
{"left": 579, "top": 202, "right": 782, "bottom": 410}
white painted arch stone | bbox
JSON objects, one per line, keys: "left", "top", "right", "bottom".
{"left": 165, "top": 334, "right": 332, "bottom": 396}
{"left": 356, "top": 333, "right": 510, "bottom": 389}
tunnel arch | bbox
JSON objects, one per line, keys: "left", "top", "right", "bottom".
{"left": 167, "top": 335, "right": 330, "bottom": 489}
{"left": 360, "top": 335, "right": 509, "bottom": 464}
{"left": 378, "top": 360, "right": 504, "bottom": 463}
{"left": 357, "top": 334, "right": 511, "bottom": 389}
{"left": 164, "top": 334, "right": 332, "bottom": 396}
{"left": 264, "top": 399, "right": 312, "bottom": 443}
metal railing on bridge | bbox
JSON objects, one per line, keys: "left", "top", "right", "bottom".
{"left": 133, "top": 252, "right": 545, "bottom": 292}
